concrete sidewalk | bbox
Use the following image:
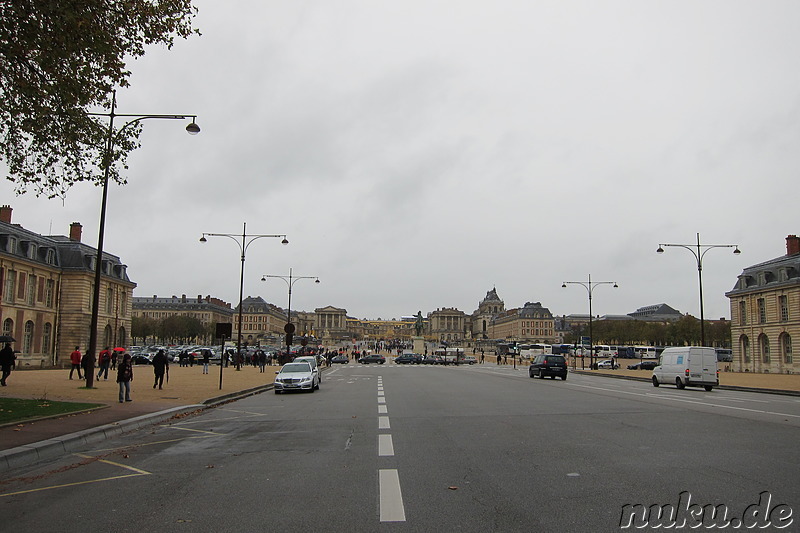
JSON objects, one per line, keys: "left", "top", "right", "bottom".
{"left": 0, "top": 363, "right": 279, "bottom": 471}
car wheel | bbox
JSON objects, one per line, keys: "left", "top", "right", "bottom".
{"left": 676, "top": 377, "right": 685, "bottom": 390}
{"left": 550, "top": 375, "right": 555, "bottom": 379}
{"left": 652, "top": 376, "right": 659, "bottom": 387}
{"left": 704, "top": 385, "right": 713, "bottom": 391}
{"left": 538, "top": 369, "right": 544, "bottom": 379}
{"left": 561, "top": 374, "right": 567, "bottom": 380}
{"left": 529, "top": 371, "right": 535, "bottom": 378}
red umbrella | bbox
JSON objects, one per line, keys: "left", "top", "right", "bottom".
{"left": 113, "top": 347, "right": 126, "bottom": 352}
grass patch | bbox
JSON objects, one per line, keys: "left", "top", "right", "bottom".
{"left": 0, "top": 398, "right": 103, "bottom": 425}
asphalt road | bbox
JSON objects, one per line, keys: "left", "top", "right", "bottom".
{"left": 1, "top": 363, "right": 798, "bottom": 532}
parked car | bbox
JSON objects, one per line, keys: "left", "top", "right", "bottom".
{"left": 274, "top": 362, "right": 319, "bottom": 393}
{"left": 596, "top": 359, "right": 615, "bottom": 369}
{"left": 358, "top": 354, "right": 386, "bottom": 364}
{"left": 331, "top": 354, "right": 349, "bottom": 364}
{"left": 462, "top": 355, "right": 477, "bottom": 365}
{"left": 131, "top": 353, "right": 152, "bottom": 365}
{"left": 395, "top": 353, "right": 422, "bottom": 364}
{"left": 529, "top": 355, "right": 568, "bottom": 380}
{"left": 628, "top": 361, "right": 659, "bottom": 370}
{"left": 422, "top": 355, "right": 442, "bottom": 365}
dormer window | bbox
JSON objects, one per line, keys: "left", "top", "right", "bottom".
{"left": 45, "top": 249, "right": 55, "bottom": 265}
{"left": 7, "top": 237, "right": 17, "bottom": 254}
{"left": 27, "top": 243, "right": 36, "bottom": 259}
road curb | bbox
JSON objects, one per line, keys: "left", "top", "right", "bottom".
{"left": 0, "top": 383, "right": 275, "bottom": 473}
{"left": 570, "top": 370, "right": 800, "bottom": 397}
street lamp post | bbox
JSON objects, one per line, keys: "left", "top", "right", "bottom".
{"left": 261, "top": 268, "right": 319, "bottom": 360}
{"left": 657, "top": 233, "right": 740, "bottom": 347}
{"left": 200, "top": 224, "right": 288, "bottom": 375}
{"left": 86, "top": 92, "right": 200, "bottom": 389}
{"left": 562, "top": 275, "right": 618, "bottom": 370}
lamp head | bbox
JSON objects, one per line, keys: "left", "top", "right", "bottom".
{"left": 656, "top": 246, "right": 664, "bottom": 253}
{"left": 315, "top": 278, "right": 320, "bottom": 284}
{"left": 186, "top": 120, "right": 200, "bottom": 135}
{"left": 613, "top": 283, "right": 618, "bottom": 288}
{"left": 281, "top": 237, "right": 289, "bottom": 245}
{"left": 561, "top": 283, "right": 567, "bottom": 288}
{"left": 261, "top": 276, "right": 266, "bottom": 281}
{"left": 199, "top": 235, "right": 207, "bottom": 243}
{"left": 733, "top": 247, "right": 741, "bottom": 254}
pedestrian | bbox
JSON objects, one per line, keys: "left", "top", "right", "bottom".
{"left": 117, "top": 353, "right": 133, "bottom": 402}
{"left": 97, "top": 346, "right": 112, "bottom": 380}
{"left": 0, "top": 342, "right": 15, "bottom": 386}
{"left": 81, "top": 351, "right": 95, "bottom": 385}
{"left": 152, "top": 349, "right": 168, "bottom": 390}
{"left": 202, "top": 349, "right": 210, "bottom": 374}
{"left": 111, "top": 349, "right": 118, "bottom": 370}
{"left": 258, "top": 350, "right": 266, "bottom": 372}
{"left": 480, "top": 350, "right": 485, "bottom": 364}
{"left": 69, "top": 346, "right": 83, "bottom": 379}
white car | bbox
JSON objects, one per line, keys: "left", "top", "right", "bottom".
{"left": 596, "top": 359, "right": 615, "bottom": 369}
{"left": 274, "top": 362, "right": 319, "bottom": 393}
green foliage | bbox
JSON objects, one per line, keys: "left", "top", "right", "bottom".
{"left": 0, "top": 0, "right": 198, "bottom": 197}
{"left": 565, "top": 317, "right": 731, "bottom": 348}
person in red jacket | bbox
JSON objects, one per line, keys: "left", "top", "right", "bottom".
{"left": 69, "top": 346, "right": 83, "bottom": 380}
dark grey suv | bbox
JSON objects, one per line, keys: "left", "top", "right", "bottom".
{"left": 529, "top": 355, "right": 568, "bottom": 380}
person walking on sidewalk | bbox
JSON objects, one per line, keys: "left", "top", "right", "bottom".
{"left": 202, "top": 349, "right": 210, "bottom": 374}
{"left": 97, "top": 347, "right": 112, "bottom": 381}
{"left": 0, "top": 342, "right": 15, "bottom": 386}
{"left": 152, "top": 349, "right": 168, "bottom": 390}
{"left": 117, "top": 353, "right": 133, "bottom": 402}
{"left": 69, "top": 346, "right": 83, "bottom": 380}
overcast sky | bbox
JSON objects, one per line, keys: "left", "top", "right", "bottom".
{"left": 2, "top": 1, "right": 797, "bottom": 321}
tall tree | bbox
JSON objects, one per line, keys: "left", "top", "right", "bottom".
{"left": 0, "top": 0, "right": 197, "bottom": 197}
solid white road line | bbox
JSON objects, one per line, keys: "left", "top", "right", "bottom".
{"left": 379, "top": 469, "right": 406, "bottom": 522}
{"left": 378, "top": 434, "right": 395, "bottom": 456}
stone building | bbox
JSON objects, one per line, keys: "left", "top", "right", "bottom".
{"left": 726, "top": 235, "right": 800, "bottom": 373}
{"left": 0, "top": 205, "right": 135, "bottom": 367}
{"left": 235, "top": 296, "right": 285, "bottom": 345}
{"left": 492, "top": 301, "right": 556, "bottom": 343}
{"left": 133, "top": 294, "right": 233, "bottom": 344}
{"left": 471, "top": 287, "right": 505, "bottom": 340}
{"left": 428, "top": 307, "right": 468, "bottom": 343}
{"left": 315, "top": 306, "right": 348, "bottom": 341}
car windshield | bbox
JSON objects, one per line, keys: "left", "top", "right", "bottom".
{"left": 281, "top": 363, "right": 311, "bottom": 373}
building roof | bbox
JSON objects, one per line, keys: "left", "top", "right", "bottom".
{"left": 726, "top": 249, "right": 800, "bottom": 297}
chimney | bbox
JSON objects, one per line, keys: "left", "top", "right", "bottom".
{"left": 0, "top": 205, "right": 11, "bottom": 224}
{"left": 787, "top": 235, "right": 800, "bottom": 256}
{"left": 69, "top": 222, "right": 82, "bottom": 242}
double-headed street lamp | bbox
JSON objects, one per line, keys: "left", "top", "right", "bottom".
{"left": 657, "top": 233, "right": 740, "bottom": 347}
{"left": 261, "top": 268, "right": 319, "bottom": 357}
{"left": 86, "top": 93, "right": 200, "bottom": 389}
{"left": 200, "top": 223, "right": 288, "bottom": 374}
{"left": 562, "top": 275, "right": 618, "bottom": 370}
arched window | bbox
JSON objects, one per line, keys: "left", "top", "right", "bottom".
{"left": 781, "top": 334, "right": 793, "bottom": 364}
{"left": 42, "top": 323, "right": 52, "bottom": 354}
{"left": 759, "top": 334, "right": 770, "bottom": 364}
{"left": 104, "top": 324, "right": 113, "bottom": 348}
{"left": 741, "top": 335, "right": 750, "bottom": 363}
{"left": 3, "top": 317, "right": 13, "bottom": 337}
{"left": 23, "top": 320, "right": 34, "bottom": 354}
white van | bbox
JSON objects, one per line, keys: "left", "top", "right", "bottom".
{"left": 652, "top": 347, "right": 718, "bottom": 391}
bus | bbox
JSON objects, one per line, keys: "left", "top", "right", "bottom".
{"left": 634, "top": 346, "right": 658, "bottom": 359}
{"left": 519, "top": 344, "right": 552, "bottom": 360}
